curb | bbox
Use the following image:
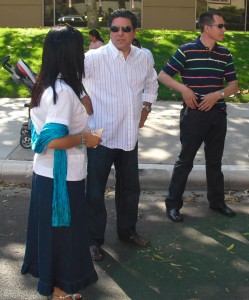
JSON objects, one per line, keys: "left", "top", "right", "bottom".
{"left": 0, "top": 160, "right": 33, "bottom": 184}
{"left": 1, "top": 160, "right": 249, "bottom": 190}
{"left": 137, "top": 164, "right": 249, "bottom": 190}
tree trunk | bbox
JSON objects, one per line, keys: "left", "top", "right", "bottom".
{"left": 85, "top": 0, "right": 99, "bottom": 29}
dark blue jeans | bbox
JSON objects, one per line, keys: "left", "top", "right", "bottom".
{"left": 86, "top": 143, "right": 140, "bottom": 246}
{"left": 166, "top": 107, "right": 227, "bottom": 210}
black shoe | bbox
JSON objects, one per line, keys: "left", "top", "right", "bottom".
{"left": 209, "top": 204, "right": 236, "bottom": 217}
{"left": 90, "top": 245, "right": 103, "bottom": 261}
{"left": 167, "top": 208, "right": 183, "bottom": 222}
{"left": 119, "top": 233, "right": 151, "bottom": 247}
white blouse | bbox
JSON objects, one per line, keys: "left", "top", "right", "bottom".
{"left": 31, "top": 79, "right": 88, "bottom": 181}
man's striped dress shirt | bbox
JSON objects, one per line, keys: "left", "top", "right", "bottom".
{"left": 83, "top": 40, "right": 158, "bottom": 151}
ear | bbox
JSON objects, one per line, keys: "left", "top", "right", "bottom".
{"left": 204, "top": 24, "right": 211, "bottom": 33}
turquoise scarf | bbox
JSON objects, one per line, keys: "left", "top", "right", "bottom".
{"left": 31, "top": 122, "right": 71, "bottom": 227}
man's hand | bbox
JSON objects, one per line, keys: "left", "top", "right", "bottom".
{"left": 157, "top": 71, "right": 198, "bottom": 109}
{"left": 139, "top": 108, "right": 149, "bottom": 128}
{"left": 198, "top": 91, "right": 220, "bottom": 111}
{"left": 181, "top": 87, "right": 198, "bottom": 109}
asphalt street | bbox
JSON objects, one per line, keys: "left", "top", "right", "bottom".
{"left": 1, "top": 183, "right": 249, "bottom": 300}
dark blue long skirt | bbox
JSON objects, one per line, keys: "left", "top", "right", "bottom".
{"left": 21, "top": 172, "right": 98, "bottom": 296}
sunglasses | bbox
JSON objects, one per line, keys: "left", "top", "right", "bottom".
{"left": 110, "top": 26, "right": 133, "bottom": 33}
{"left": 209, "top": 23, "right": 226, "bottom": 29}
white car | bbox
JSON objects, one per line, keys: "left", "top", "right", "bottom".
{"left": 58, "top": 15, "right": 87, "bottom": 27}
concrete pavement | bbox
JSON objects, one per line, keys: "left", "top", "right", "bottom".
{"left": 0, "top": 98, "right": 249, "bottom": 189}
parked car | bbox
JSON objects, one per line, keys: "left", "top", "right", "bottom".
{"left": 58, "top": 15, "right": 87, "bottom": 27}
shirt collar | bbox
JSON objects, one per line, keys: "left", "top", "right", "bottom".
{"left": 107, "top": 40, "right": 134, "bottom": 59}
{"left": 196, "top": 35, "right": 219, "bottom": 51}
{"left": 108, "top": 40, "right": 120, "bottom": 59}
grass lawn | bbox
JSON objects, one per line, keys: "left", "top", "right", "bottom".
{"left": 0, "top": 27, "right": 248, "bottom": 102}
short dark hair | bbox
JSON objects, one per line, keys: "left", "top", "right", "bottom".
{"left": 108, "top": 8, "right": 137, "bottom": 29}
{"left": 31, "top": 24, "right": 84, "bottom": 107}
{"left": 198, "top": 11, "right": 222, "bottom": 32}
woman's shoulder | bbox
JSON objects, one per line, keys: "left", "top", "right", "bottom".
{"left": 96, "top": 40, "right": 103, "bottom": 46}
{"left": 55, "top": 79, "right": 72, "bottom": 91}
{"left": 89, "top": 40, "right": 103, "bottom": 49}
{"left": 55, "top": 80, "right": 79, "bottom": 101}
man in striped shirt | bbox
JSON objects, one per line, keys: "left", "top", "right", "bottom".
{"left": 83, "top": 9, "right": 158, "bottom": 260}
{"left": 158, "top": 11, "right": 238, "bottom": 223}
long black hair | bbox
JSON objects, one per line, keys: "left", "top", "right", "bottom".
{"left": 30, "top": 24, "right": 85, "bottom": 108}
{"left": 89, "top": 29, "right": 104, "bottom": 43}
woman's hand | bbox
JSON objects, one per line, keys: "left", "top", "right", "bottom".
{"left": 84, "top": 131, "right": 102, "bottom": 148}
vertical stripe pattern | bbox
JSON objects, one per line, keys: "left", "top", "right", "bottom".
{"left": 83, "top": 41, "right": 158, "bottom": 151}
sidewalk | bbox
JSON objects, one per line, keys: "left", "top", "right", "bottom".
{"left": 0, "top": 98, "right": 248, "bottom": 189}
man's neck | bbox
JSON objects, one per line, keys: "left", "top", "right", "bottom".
{"left": 200, "top": 35, "right": 215, "bottom": 50}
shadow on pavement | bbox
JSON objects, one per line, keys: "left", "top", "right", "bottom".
{"left": 1, "top": 185, "right": 249, "bottom": 299}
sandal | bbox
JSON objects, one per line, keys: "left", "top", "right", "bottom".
{"left": 52, "top": 293, "right": 82, "bottom": 300}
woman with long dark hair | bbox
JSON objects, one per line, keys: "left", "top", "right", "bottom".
{"left": 88, "top": 29, "right": 104, "bottom": 50}
{"left": 21, "top": 24, "right": 100, "bottom": 300}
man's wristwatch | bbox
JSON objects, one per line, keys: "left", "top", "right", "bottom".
{"left": 143, "top": 105, "right": 152, "bottom": 113}
{"left": 220, "top": 90, "right": 225, "bottom": 98}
